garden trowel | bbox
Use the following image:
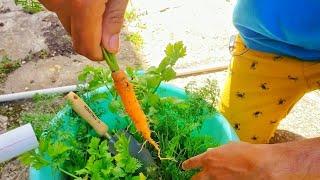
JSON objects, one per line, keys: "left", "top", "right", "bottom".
{"left": 65, "top": 92, "right": 156, "bottom": 168}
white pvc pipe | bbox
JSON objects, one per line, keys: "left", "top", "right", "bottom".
{"left": 176, "top": 65, "right": 228, "bottom": 77}
{"left": 0, "top": 85, "right": 77, "bottom": 103}
{"left": 0, "top": 65, "right": 228, "bottom": 103}
{"left": 0, "top": 123, "right": 39, "bottom": 163}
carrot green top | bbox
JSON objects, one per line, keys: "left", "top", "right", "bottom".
{"left": 102, "top": 48, "right": 120, "bottom": 72}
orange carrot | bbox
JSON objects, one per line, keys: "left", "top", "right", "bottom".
{"left": 101, "top": 49, "right": 168, "bottom": 158}
{"left": 111, "top": 70, "right": 160, "bottom": 153}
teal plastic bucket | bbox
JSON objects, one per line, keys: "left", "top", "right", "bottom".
{"left": 29, "top": 83, "right": 239, "bottom": 180}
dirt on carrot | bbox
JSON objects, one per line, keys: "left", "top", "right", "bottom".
{"left": 111, "top": 70, "right": 160, "bottom": 152}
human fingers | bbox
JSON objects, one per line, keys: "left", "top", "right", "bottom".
{"left": 102, "top": 0, "right": 129, "bottom": 53}
{"left": 70, "top": 0, "right": 106, "bottom": 61}
{"left": 38, "top": 0, "right": 65, "bottom": 11}
{"left": 191, "top": 170, "right": 211, "bottom": 180}
{"left": 182, "top": 152, "right": 206, "bottom": 170}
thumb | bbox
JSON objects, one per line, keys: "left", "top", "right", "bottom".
{"left": 102, "top": 0, "right": 128, "bottom": 53}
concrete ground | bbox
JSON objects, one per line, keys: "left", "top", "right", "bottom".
{"left": 0, "top": 0, "right": 319, "bottom": 179}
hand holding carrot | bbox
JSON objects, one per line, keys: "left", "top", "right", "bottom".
{"left": 39, "top": 0, "right": 128, "bottom": 61}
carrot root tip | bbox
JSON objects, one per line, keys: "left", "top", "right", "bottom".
{"left": 139, "top": 141, "right": 148, "bottom": 153}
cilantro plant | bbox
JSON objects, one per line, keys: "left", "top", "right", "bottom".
{"left": 20, "top": 117, "right": 145, "bottom": 179}
{"left": 75, "top": 135, "right": 144, "bottom": 180}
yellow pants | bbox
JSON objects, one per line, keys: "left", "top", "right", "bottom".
{"left": 219, "top": 36, "right": 320, "bottom": 144}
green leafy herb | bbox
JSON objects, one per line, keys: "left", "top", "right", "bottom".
{"left": 20, "top": 41, "right": 221, "bottom": 180}
{"left": 185, "top": 79, "right": 220, "bottom": 107}
{"left": 20, "top": 137, "right": 79, "bottom": 179}
{"left": 145, "top": 96, "right": 219, "bottom": 179}
{"left": 132, "top": 41, "right": 187, "bottom": 101}
{"left": 76, "top": 134, "right": 143, "bottom": 179}
{"left": 78, "top": 65, "right": 113, "bottom": 91}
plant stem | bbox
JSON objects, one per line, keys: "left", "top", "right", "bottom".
{"left": 102, "top": 48, "right": 120, "bottom": 72}
{"left": 59, "top": 167, "right": 79, "bottom": 179}
{"left": 37, "top": 156, "right": 79, "bottom": 179}
{"left": 152, "top": 82, "right": 161, "bottom": 94}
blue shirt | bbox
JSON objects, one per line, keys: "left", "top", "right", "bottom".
{"left": 233, "top": 0, "right": 320, "bottom": 61}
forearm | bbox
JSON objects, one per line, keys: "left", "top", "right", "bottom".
{"left": 270, "top": 137, "right": 320, "bottom": 179}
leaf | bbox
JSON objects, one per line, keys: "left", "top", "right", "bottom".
{"left": 124, "top": 158, "right": 141, "bottom": 173}
{"left": 147, "top": 106, "right": 158, "bottom": 117}
{"left": 92, "top": 159, "right": 104, "bottom": 174}
{"left": 88, "top": 79, "right": 100, "bottom": 89}
{"left": 19, "top": 152, "right": 34, "bottom": 165}
{"left": 75, "top": 169, "right": 89, "bottom": 175}
{"left": 77, "top": 66, "right": 91, "bottom": 81}
{"left": 126, "top": 66, "right": 135, "bottom": 78}
{"left": 47, "top": 142, "right": 71, "bottom": 158}
{"left": 91, "top": 172, "right": 104, "bottom": 180}
{"left": 109, "top": 100, "right": 122, "bottom": 113}
{"left": 101, "top": 167, "right": 112, "bottom": 178}
{"left": 158, "top": 41, "right": 186, "bottom": 72}
{"left": 147, "top": 93, "right": 160, "bottom": 106}
{"left": 146, "top": 66, "right": 159, "bottom": 74}
{"left": 139, "top": 173, "right": 147, "bottom": 180}
{"left": 32, "top": 156, "right": 50, "bottom": 170}
{"left": 87, "top": 137, "right": 100, "bottom": 155}
{"left": 98, "top": 140, "right": 111, "bottom": 158}
{"left": 75, "top": 177, "right": 84, "bottom": 180}
{"left": 85, "top": 156, "right": 96, "bottom": 171}
{"left": 77, "top": 66, "right": 112, "bottom": 91}
{"left": 166, "top": 135, "right": 181, "bottom": 157}
{"left": 161, "top": 67, "right": 176, "bottom": 81}
{"left": 19, "top": 151, "right": 49, "bottom": 170}
{"left": 146, "top": 74, "right": 161, "bottom": 89}
{"left": 112, "top": 166, "right": 126, "bottom": 178}
{"left": 90, "top": 93, "right": 108, "bottom": 101}
{"left": 88, "top": 137, "right": 100, "bottom": 149}
{"left": 38, "top": 139, "right": 49, "bottom": 153}
{"left": 157, "top": 57, "right": 170, "bottom": 72}
{"left": 114, "top": 133, "right": 129, "bottom": 154}
{"left": 165, "top": 41, "right": 187, "bottom": 63}
{"left": 131, "top": 173, "right": 147, "bottom": 180}
{"left": 114, "top": 133, "right": 142, "bottom": 173}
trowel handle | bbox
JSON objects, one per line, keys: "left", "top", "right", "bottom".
{"left": 66, "top": 92, "right": 109, "bottom": 137}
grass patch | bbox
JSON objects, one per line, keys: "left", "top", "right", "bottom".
{"left": 136, "top": 22, "right": 147, "bottom": 29}
{"left": 124, "top": 32, "right": 144, "bottom": 49}
{"left": 124, "top": 7, "right": 146, "bottom": 50}
{"left": 0, "top": 56, "right": 21, "bottom": 83}
{"left": 21, "top": 93, "right": 64, "bottom": 138}
{"left": 0, "top": 93, "right": 63, "bottom": 175}
{"left": 14, "top": 0, "right": 43, "bottom": 14}
{"left": 124, "top": 8, "right": 147, "bottom": 29}
{"left": 125, "top": 9, "right": 139, "bottom": 23}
